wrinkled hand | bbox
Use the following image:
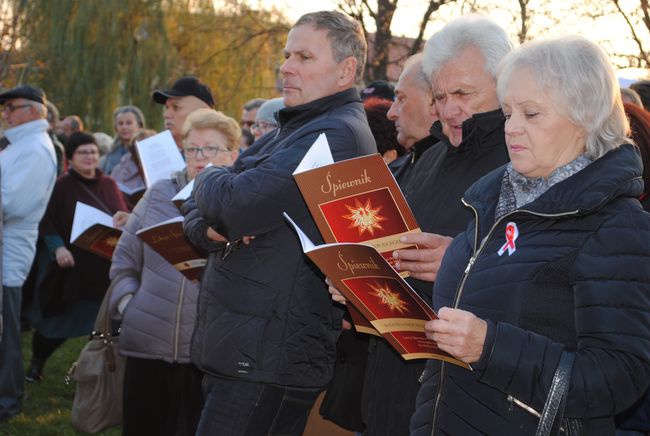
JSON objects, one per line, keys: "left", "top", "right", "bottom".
{"left": 113, "top": 211, "right": 130, "bottom": 228}
{"left": 326, "top": 277, "right": 347, "bottom": 305}
{"left": 55, "top": 246, "right": 75, "bottom": 268}
{"left": 393, "top": 232, "right": 453, "bottom": 281}
{"left": 425, "top": 307, "right": 487, "bottom": 364}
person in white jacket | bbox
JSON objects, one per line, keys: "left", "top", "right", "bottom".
{"left": 0, "top": 85, "right": 56, "bottom": 421}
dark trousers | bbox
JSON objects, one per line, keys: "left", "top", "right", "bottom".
{"left": 361, "top": 338, "right": 425, "bottom": 436}
{"left": 32, "top": 331, "right": 66, "bottom": 362}
{"left": 122, "top": 356, "right": 204, "bottom": 436}
{"left": 0, "top": 286, "right": 22, "bottom": 420}
{"left": 196, "top": 375, "right": 321, "bottom": 436}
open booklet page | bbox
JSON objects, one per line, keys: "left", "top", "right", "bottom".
{"left": 284, "top": 213, "right": 469, "bottom": 368}
{"left": 70, "top": 201, "right": 121, "bottom": 260}
{"left": 171, "top": 163, "right": 215, "bottom": 211}
{"left": 136, "top": 216, "right": 206, "bottom": 282}
{"left": 116, "top": 182, "right": 146, "bottom": 205}
{"left": 172, "top": 178, "right": 195, "bottom": 211}
{"left": 135, "top": 130, "right": 185, "bottom": 188}
{"left": 293, "top": 134, "right": 421, "bottom": 275}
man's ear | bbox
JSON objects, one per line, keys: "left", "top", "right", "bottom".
{"left": 337, "top": 56, "right": 357, "bottom": 87}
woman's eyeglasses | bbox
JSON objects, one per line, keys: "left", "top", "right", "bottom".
{"left": 183, "top": 146, "right": 229, "bottom": 158}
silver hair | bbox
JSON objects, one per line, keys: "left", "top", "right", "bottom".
{"left": 31, "top": 102, "right": 47, "bottom": 119}
{"left": 497, "top": 35, "right": 629, "bottom": 160}
{"left": 294, "top": 11, "right": 367, "bottom": 83}
{"left": 621, "top": 87, "right": 643, "bottom": 108}
{"left": 402, "top": 54, "right": 430, "bottom": 93}
{"left": 422, "top": 14, "right": 513, "bottom": 82}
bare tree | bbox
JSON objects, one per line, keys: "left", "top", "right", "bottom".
{"left": 610, "top": 0, "right": 650, "bottom": 67}
{"left": 338, "top": 0, "right": 455, "bottom": 82}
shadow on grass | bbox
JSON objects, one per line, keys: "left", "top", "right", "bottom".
{"left": 0, "top": 332, "right": 120, "bottom": 436}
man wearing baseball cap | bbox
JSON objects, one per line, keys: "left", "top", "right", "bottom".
{"left": 152, "top": 76, "right": 215, "bottom": 148}
{"left": 0, "top": 84, "right": 56, "bottom": 421}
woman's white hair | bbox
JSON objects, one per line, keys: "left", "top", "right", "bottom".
{"left": 422, "top": 14, "right": 513, "bottom": 81}
{"left": 496, "top": 36, "right": 629, "bottom": 159}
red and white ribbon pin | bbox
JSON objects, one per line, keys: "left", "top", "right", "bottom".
{"left": 497, "top": 222, "right": 519, "bottom": 256}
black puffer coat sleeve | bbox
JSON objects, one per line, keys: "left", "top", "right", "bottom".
{"left": 192, "top": 124, "right": 363, "bottom": 241}
{"left": 181, "top": 195, "right": 225, "bottom": 254}
{"left": 478, "top": 202, "right": 650, "bottom": 417}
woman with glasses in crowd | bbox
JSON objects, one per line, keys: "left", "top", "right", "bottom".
{"left": 27, "top": 131, "right": 128, "bottom": 382}
{"left": 108, "top": 109, "right": 240, "bottom": 436}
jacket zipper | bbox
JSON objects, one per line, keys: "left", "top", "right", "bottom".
{"left": 429, "top": 200, "right": 579, "bottom": 435}
{"left": 173, "top": 277, "right": 186, "bottom": 362}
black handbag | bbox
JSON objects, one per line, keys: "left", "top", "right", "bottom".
{"left": 535, "top": 351, "right": 583, "bottom": 436}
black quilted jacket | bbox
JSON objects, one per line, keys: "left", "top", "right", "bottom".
{"left": 183, "top": 88, "right": 376, "bottom": 388}
{"left": 410, "top": 144, "right": 650, "bottom": 435}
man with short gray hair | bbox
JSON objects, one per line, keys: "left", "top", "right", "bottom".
{"left": 0, "top": 84, "right": 56, "bottom": 421}
{"left": 184, "top": 10, "right": 375, "bottom": 435}
{"left": 404, "top": 15, "right": 512, "bottom": 434}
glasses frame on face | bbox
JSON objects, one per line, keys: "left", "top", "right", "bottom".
{"left": 2, "top": 103, "right": 32, "bottom": 114}
{"left": 74, "top": 149, "right": 100, "bottom": 157}
{"left": 183, "top": 145, "right": 230, "bottom": 158}
{"left": 251, "top": 121, "right": 278, "bottom": 132}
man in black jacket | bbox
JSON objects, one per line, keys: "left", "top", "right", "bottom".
{"left": 360, "top": 54, "right": 441, "bottom": 435}
{"left": 183, "top": 11, "right": 376, "bottom": 436}
{"left": 328, "top": 17, "right": 513, "bottom": 435}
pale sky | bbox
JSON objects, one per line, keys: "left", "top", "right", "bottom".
{"left": 252, "top": 0, "right": 648, "bottom": 77}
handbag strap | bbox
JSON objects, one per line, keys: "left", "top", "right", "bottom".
{"left": 93, "top": 270, "right": 139, "bottom": 336}
{"left": 72, "top": 176, "right": 113, "bottom": 215}
{"left": 535, "top": 351, "right": 576, "bottom": 436}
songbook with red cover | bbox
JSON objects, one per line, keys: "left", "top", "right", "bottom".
{"left": 293, "top": 152, "right": 420, "bottom": 273}
{"left": 136, "top": 216, "right": 206, "bottom": 282}
{"left": 70, "top": 202, "right": 122, "bottom": 260}
{"left": 284, "top": 213, "right": 469, "bottom": 368}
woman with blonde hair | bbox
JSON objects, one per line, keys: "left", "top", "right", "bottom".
{"left": 109, "top": 109, "right": 240, "bottom": 436}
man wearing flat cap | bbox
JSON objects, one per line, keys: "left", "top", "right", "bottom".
{"left": 0, "top": 84, "right": 56, "bottom": 421}
{"left": 152, "top": 76, "right": 215, "bottom": 148}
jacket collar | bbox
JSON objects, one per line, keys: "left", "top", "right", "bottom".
{"left": 278, "top": 87, "right": 361, "bottom": 128}
{"left": 430, "top": 108, "right": 504, "bottom": 154}
{"left": 4, "top": 119, "right": 48, "bottom": 144}
{"left": 69, "top": 167, "right": 103, "bottom": 183}
{"left": 465, "top": 143, "right": 644, "bottom": 218}
{"left": 411, "top": 134, "right": 437, "bottom": 162}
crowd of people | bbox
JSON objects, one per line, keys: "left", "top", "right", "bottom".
{"left": 1, "top": 8, "right": 650, "bottom": 436}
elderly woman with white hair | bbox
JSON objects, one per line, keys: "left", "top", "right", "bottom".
{"left": 410, "top": 36, "right": 650, "bottom": 435}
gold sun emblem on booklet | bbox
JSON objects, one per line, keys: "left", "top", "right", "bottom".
{"left": 104, "top": 236, "right": 119, "bottom": 247}
{"left": 369, "top": 282, "right": 409, "bottom": 314}
{"left": 343, "top": 198, "right": 387, "bottom": 236}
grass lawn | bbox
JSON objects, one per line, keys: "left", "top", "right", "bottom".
{"left": 0, "top": 332, "right": 120, "bottom": 436}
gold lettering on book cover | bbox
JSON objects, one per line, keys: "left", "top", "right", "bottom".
{"left": 369, "top": 282, "right": 409, "bottom": 314}
{"left": 321, "top": 169, "right": 372, "bottom": 198}
{"left": 105, "top": 236, "right": 119, "bottom": 247}
{"left": 343, "top": 198, "right": 387, "bottom": 236}
{"left": 337, "top": 252, "right": 380, "bottom": 275}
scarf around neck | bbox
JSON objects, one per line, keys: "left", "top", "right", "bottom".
{"left": 495, "top": 153, "right": 592, "bottom": 220}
